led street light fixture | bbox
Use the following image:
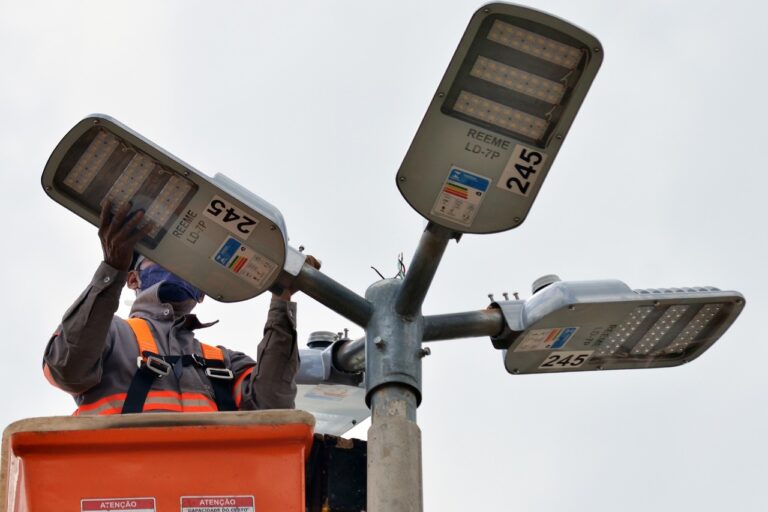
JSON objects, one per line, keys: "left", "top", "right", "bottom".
{"left": 42, "top": 115, "right": 288, "bottom": 302}
{"left": 491, "top": 280, "right": 744, "bottom": 374}
{"left": 397, "top": 3, "right": 602, "bottom": 233}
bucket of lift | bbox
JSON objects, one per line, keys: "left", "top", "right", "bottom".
{"left": 1, "top": 411, "right": 367, "bottom": 512}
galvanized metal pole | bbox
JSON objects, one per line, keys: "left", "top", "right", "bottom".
{"left": 293, "top": 224, "right": 481, "bottom": 512}
{"left": 395, "top": 223, "right": 457, "bottom": 318}
{"left": 364, "top": 279, "right": 424, "bottom": 512}
{"left": 422, "top": 309, "right": 504, "bottom": 341}
{"left": 294, "top": 264, "right": 374, "bottom": 327}
{"left": 332, "top": 309, "right": 505, "bottom": 374}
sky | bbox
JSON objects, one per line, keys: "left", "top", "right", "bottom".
{"left": 1, "top": 0, "right": 767, "bottom": 510}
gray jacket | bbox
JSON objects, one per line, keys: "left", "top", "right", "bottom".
{"left": 44, "top": 262, "right": 299, "bottom": 414}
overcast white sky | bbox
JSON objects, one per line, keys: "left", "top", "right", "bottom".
{"left": 2, "top": 0, "right": 767, "bottom": 510}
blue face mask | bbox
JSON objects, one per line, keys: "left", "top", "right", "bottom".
{"left": 137, "top": 265, "right": 204, "bottom": 303}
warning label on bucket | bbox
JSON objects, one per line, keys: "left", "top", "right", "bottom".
{"left": 180, "top": 495, "right": 255, "bottom": 512}
{"left": 81, "top": 497, "right": 156, "bottom": 511}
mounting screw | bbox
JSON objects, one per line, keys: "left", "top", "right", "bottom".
{"left": 398, "top": 176, "right": 407, "bottom": 182}
{"left": 512, "top": 368, "right": 519, "bottom": 374}
{"left": 488, "top": 293, "right": 495, "bottom": 302}
{"left": 513, "top": 217, "right": 521, "bottom": 223}
{"left": 555, "top": 134, "right": 563, "bottom": 140}
{"left": 344, "top": 328, "right": 349, "bottom": 338}
{"left": 419, "top": 347, "right": 431, "bottom": 358}
{"left": 216, "top": 295, "right": 223, "bottom": 300}
{"left": 594, "top": 47, "right": 601, "bottom": 53}
{"left": 182, "top": 171, "right": 190, "bottom": 177}
{"left": 568, "top": 305, "right": 576, "bottom": 311}
{"left": 483, "top": 7, "right": 490, "bottom": 13}
{"left": 45, "top": 185, "right": 51, "bottom": 191}
{"left": 299, "top": 245, "right": 305, "bottom": 252}
{"left": 502, "top": 292, "right": 509, "bottom": 300}
{"left": 513, "top": 292, "right": 520, "bottom": 300}
{"left": 270, "top": 225, "right": 277, "bottom": 231}
{"left": 437, "top": 92, "right": 445, "bottom": 98}
{"left": 373, "top": 336, "right": 385, "bottom": 349}
{"left": 93, "top": 119, "right": 100, "bottom": 125}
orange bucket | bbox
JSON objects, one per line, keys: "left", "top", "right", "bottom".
{"left": 1, "top": 411, "right": 314, "bottom": 512}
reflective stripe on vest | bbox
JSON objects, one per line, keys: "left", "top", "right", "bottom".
{"left": 75, "top": 391, "right": 218, "bottom": 416}
{"left": 233, "top": 366, "right": 255, "bottom": 408}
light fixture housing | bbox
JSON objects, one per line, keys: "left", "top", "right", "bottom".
{"left": 492, "top": 280, "right": 745, "bottom": 374}
{"left": 296, "top": 337, "right": 368, "bottom": 436}
{"left": 397, "top": 2, "right": 603, "bottom": 233}
{"left": 42, "top": 114, "right": 287, "bottom": 302}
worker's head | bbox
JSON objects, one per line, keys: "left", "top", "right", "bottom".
{"left": 126, "top": 255, "right": 205, "bottom": 306}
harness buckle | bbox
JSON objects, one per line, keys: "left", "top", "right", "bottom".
{"left": 136, "top": 355, "right": 171, "bottom": 377}
{"left": 191, "top": 353, "right": 206, "bottom": 367}
{"left": 205, "top": 367, "right": 234, "bottom": 380}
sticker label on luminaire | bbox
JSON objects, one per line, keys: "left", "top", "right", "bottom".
{"left": 203, "top": 195, "right": 259, "bottom": 240}
{"left": 212, "top": 236, "right": 278, "bottom": 288}
{"left": 430, "top": 167, "right": 490, "bottom": 227}
{"left": 538, "top": 350, "right": 593, "bottom": 370}
{"left": 81, "top": 497, "right": 156, "bottom": 512}
{"left": 497, "top": 144, "right": 547, "bottom": 197}
{"left": 514, "top": 327, "right": 578, "bottom": 352}
{"left": 180, "top": 495, "right": 255, "bottom": 512}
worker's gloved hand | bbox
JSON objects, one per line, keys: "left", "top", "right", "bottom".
{"left": 99, "top": 201, "right": 153, "bottom": 271}
{"left": 272, "top": 255, "right": 321, "bottom": 301}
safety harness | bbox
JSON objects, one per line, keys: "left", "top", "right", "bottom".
{"left": 123, "top": 318, "right": 237, "bottom": 413}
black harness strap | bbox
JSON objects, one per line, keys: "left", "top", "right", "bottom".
{"left": 122, "top": 352, "right": 159, "bottom": 413}
{"left": 205, "top": 359, "right": 237, "bottom": 412}
{"left": 122, "top": 353, "right": 236, "bottom": 413}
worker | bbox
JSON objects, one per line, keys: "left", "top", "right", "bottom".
{"left": 43, "top": 201, "right": 319, "bottom": 415}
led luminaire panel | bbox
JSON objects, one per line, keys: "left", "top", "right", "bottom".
{"left": 487, "top": 20, "right": 583, "bottom": 69}
{"left": 144, "top": 175, "right": 194, "bottom": 238}
{"left": 491, "top": 279, "right": 745, "bottom": 374}
{"left": 594, "top": 306, "right": 653, "bottom": 357}
{"left": 101, "top": 152, "right": 154, "bottom": 213}
{"left": 42, "top": 114, "right": 288, "bottom": 303}
{"left": 396, "top": 3, "right": 603, "bottom": 234}
{"left": 470, "top": 56, "right": 566, "bottom": 104}
{"left": 453, "top": 90, "right": 549, "bottom": 140}
{"left": 63, "top": 130, "right": 119, "bottom": 193}
{"left": 54, "top": 126, "right": 198, "bottom": 249}
{"left": 663, "top": 304, "right": 724, "bottom": 355}
{"left": 631, "top": 305, "right": 688, "bottom": 355}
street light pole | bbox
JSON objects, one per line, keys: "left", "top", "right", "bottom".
{"left": 365, "top": 278, "right": 424, "bottom": 512}
{"left": 365, "top": 224, "right": 453, "bottom": 512}
{"left": 294, "top": 223, "right": 459, "bottom": 512}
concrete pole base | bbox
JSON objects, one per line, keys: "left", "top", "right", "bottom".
{"left": 367, "top": 416, "right": 423, "bottom": 512}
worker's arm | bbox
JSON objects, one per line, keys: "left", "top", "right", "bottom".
{"left": 44, "top": 202, "right": 151, "bottom": 393}
{"left": 232, "top": 297, "right": 299, "bottom": 410}
{"left": 233, "top": 255, "right": 321, "bottom": 410}
{"left": 43, "top": 264, "right": 127, "bottom": 393}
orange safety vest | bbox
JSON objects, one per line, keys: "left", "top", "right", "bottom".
{"left": 75, "top": 319, "right": 244, "bottom": 415}
{"left": 123, "top": 317, "right": 238, "bottom": 414}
